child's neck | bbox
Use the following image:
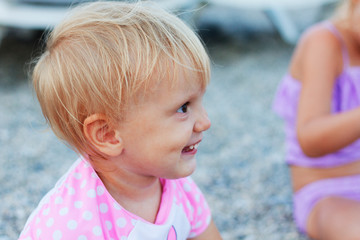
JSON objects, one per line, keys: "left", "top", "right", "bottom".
{"left": 96, "top": 170, "right": 163, "bottom": 223}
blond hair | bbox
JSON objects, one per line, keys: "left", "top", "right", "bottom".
{"left": 32, "top": 1, "right": 210, "bottom": 157}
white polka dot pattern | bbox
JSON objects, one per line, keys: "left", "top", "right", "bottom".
{"left": 52, "top": 230, "right": 62, "bottom": 240}
{"left": 74, "top": 201, "right": 83, "bottom": 209}
{"left": 99, "top": 203, "right": 108, "bottom": 213}
{"left": 116, "top": 218, "right": 127, "bottom": 228}
{"left": 67, "top": 220, "right": 78, "bottom": 230}
{"left": 46, "top": 218, "right": 54, "bottom": 227}
{"left": 18, "top": 159, "right": 211, "bottom": 239}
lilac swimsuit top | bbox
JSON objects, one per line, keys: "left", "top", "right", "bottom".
{"left": 273, "top": 22, "right": 360, "bottom": 168}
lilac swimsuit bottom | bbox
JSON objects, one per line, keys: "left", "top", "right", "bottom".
{"left": 293, "top": 174, "right": 360, "bottom": 234}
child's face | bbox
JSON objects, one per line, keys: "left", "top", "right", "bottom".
{"left": 116, "top": 69, "right": 211, "bottom": 179}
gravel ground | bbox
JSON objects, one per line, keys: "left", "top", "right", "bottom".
{"left": 0, "top": 5, "right": 335, "bottom": 240}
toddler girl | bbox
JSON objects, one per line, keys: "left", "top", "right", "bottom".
{"left": 19, "top": 1, "right": 222, "bottom": 239}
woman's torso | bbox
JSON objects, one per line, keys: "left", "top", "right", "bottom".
{"left": 273, "top": 21, "right": 360, "bottom": 192}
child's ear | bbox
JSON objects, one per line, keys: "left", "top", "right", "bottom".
{"left": 83, "top": 114, "right": 123, "bottom": 157}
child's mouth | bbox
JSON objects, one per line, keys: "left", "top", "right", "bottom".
{"left": 182, "top": 143, "right": 199, "bottom": 153}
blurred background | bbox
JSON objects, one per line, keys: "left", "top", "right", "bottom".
{"left": 0, "top": 0, "right": 339, "bottom": 239}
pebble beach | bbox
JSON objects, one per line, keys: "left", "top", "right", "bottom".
{"left": 0, "top": 4, "right": 336, "bottom": 239}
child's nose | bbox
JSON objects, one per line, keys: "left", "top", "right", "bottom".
{"left": 194, "top": 108, "right": 211, "bottom": 132}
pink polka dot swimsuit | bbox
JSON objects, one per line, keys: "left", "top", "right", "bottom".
{"left": 19, "top": 158, "right": 211, "bottom": 239}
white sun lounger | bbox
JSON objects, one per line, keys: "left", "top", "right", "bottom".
{"left": 0, "top": 0, "right": 197, "bottom": 45}
{"left": 206, "top": 0, "right": 339, "bottom": 44}
{"left": 0, "top": 0, "right": 340, "bottom": 45}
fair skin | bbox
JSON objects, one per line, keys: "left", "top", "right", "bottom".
{"left": 84, "top": 67, "right": 222, "bottom": 240}
{"left": 289, "top": 0, "right": 360, "bottom": 239}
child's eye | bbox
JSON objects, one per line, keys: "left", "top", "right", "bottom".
{"left": 177, "top": 102, "right": 189, "bottom": 113}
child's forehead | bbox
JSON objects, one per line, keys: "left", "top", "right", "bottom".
{"left": 128, "top": 67, "right": 205, "bottom": 107}
{"left": 154, "top": 64, "right": 207, "bottom": 91}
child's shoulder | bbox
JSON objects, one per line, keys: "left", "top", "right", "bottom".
{"left": 18, "top": 158, "right": 127, "bottom": 239}
{"left": 166, "top": 176, "right": 209, "bottom": 212}
{"left": 172, "top": 176, "right": 202, "bottom": 196}
{"left": 298, "top": 21, "right": 342, "bottom": 55}
{"left": 168, "top": 177, "right": 212, "bottom": 237}
{"left": 290, "top": 21, "right": 343, "bottom": 75}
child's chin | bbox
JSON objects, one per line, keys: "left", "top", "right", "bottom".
{"left": 180, "top": 160, "right": 197, "bottom": 177}
{"left": 166, "top": 162, "right": 197, "bottom": 179}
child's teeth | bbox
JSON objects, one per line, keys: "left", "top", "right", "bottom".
{"left": 184, "top": 143, "right": 199, "bottom": 152}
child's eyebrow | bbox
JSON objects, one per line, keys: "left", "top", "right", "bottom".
{"left": 179, "top": 88, "right": 205, "bottom": 104}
